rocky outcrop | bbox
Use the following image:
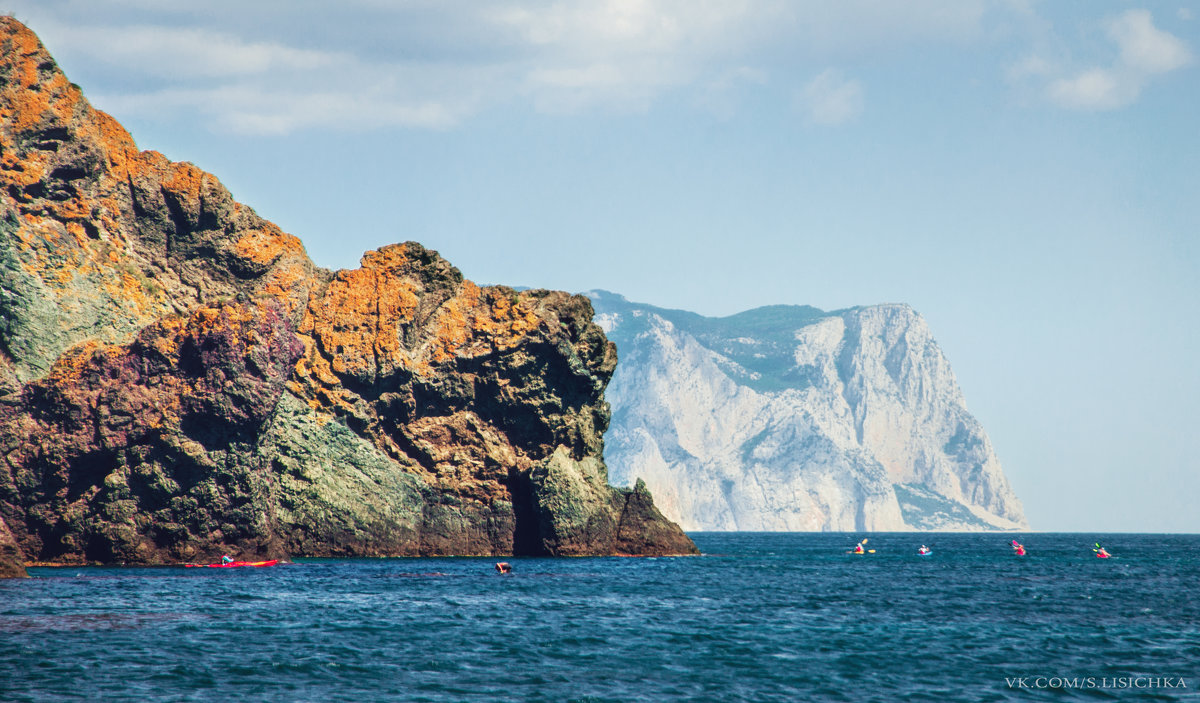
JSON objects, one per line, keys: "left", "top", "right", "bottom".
{"left": 0, "top": 19, "right": 317, "bottom": 392}
{"left": 0, "top": 18, "right": 695, "bottom": 566}
{"left": 0, "top": 302, "right": 303, "bottom": 565}
{"left": 0, "top": 515, "right": 26, "bottom": 578}
{"left": 589, "top": 290, "right": 1027, "bottom": 532}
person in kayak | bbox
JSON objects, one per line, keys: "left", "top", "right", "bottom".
{"left": 495, "top": 562, "right": 512, "bottom": 574}
{"left": 221, "top": 555, "right": 234, "bottom": 564}
{"left": 918, "top": 545, "right": 930, "bottom": 555}
{"left": 853, "top": 541, "right": 865, "bottom": 554}
{"left": 1011, "top": 540, "right": 1026, "bottom": 556}
{"left": 1095, "top": 545, "right": 1111, "bottom": 558}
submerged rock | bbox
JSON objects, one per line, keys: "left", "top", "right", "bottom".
{"left": 0, "top": 18, "right": 695, "bottom": 563}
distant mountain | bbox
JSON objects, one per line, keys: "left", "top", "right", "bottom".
{"left": 588, "top": 290, "right": 1028, "bottom": 532}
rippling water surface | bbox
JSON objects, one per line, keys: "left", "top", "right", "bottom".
{"left": 3, "top": 533, "right": 1199, "bottom": 701}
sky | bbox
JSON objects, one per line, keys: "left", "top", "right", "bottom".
{"left": 5, "top": 1, "right": 1197, "bottom": 532}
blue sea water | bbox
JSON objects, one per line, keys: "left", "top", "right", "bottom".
{"left": 2, "top": 533, "right": 1198, "bottom": 702}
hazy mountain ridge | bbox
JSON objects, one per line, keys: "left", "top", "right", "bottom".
{"left": 589, "top": 290, "right": 1027, "bottom": 532}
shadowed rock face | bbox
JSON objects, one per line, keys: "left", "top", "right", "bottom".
{"left": 0, "top": 516, "right": 26, "bottom": 577}
{"left": 0, "top": 18, "right": 695, "bottom": 569}
{"left": 0, "top": 302, "right": 303, "bottom": 565}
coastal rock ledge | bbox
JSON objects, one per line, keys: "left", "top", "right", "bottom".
{"left": 0, "top": 18, "right": 696, "bottom": 572}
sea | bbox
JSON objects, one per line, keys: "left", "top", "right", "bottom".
{"left": 2, "top": 533, "right": 1198, "bottom": 702}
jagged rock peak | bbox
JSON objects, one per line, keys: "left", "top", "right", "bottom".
{"left": 0, "top": 17, "right": 318, "bottom": 392}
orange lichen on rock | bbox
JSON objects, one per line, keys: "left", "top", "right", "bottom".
{"left": 288, "top": 350, "right": 361, "bottom": 419}
{"left": 0, "top": 149, "right": 45, "bottom": 189}
{"left": 299, "top": 267, "right": 383, "bottom": 379}
{"left": 430, "top": 283, "right": 478, "bottom": 363}
{"left": 429, "top": 284, "right": 543, "bottom": 363}
{"left": 44, "top": 340, "right": 103, "bottom": 386}
{"left": 49, "top": 192, "right": 93, "bottom": 222}
{"left": 42, "top": 72, "right": 81, "bottom": 124}
{"left": 480, "top": 290, "right": 543, "bottom": 350}
{"left": 143, "top": 315, "right": 186, "bottom": 360}
{"left": 189, "top": 303, "right": 260, "bottom": 345}
{"left": 233, "top": 225, "right": 314, "bottom": 312}
{"left": 0, "top": 27, "right": 81, "bottom": 138}
{"left": 372, "top": 278, "right": 419, "bottom": 367}
{"left": 161, "top": 160, "right": 206, "bottom": 205}
{"left": 92, "top": 110, "right": 140, "bottom": 180}
{"left": 233, "top": 226, "right": 301, "bottom": 267}
{"left": 256, "top": 257, "right": 312, "bottom": 311}
{"left": 64, "top": 222, "right": 88, "bottom": 247}
{"left": 359, "top": 243, "right": 409, "bottom": 270}
{"left": 294, "top": 244, "right": 548, "bottom": 398}
{"left": 4, "top": 19, "right": 41, "bottom": 58}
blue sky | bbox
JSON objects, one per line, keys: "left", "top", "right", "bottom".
{"left": 6, "top": 1, "right": 1197, "bottom": 531}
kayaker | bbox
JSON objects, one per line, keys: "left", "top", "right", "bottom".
{"left": 853, "top": 541, "right": 865, "bottom": 554}
{"left": 221, "top": 555, "right": 234, "bottom": 564}
{"left": 918, "top": 545, "right": 930, "bottom": 555}
{"left": 1096, "top": 546, "right": 1110, "bottom": 558}
{"left": 1011, "top": 540, "right": 1026, "bottom": 556}
{"left": 495, "top": 562, "right": 512, "bottom": 574}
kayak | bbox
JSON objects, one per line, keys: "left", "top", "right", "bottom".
{"left": 918, "top": 551, "right": 932, "bottom": 556}
{"left": 1096, "top": 553, "right": 1110, "bottom": 559}
{"left": 185, "top": 559, "right": 279, "bottom": 568}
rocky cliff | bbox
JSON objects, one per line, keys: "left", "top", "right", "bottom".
{"left": 0, "top": 515, "right": 25, "bottom": 577}
{"left": 0, "top": 18, "right": 695, "bottom": 570}
{"left": 589, "top": 291, "right": 1028, "bottom": 532}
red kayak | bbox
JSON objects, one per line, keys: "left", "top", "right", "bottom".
{"left": 185, "top": 559, "right": 279, "bottom": 568}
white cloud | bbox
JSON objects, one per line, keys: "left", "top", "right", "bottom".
{"left": 1109, "top": 9, "right": 1191, "bottom": 74}
{"left": 796, "top": 69, "right": 863, "bottom": 125}
{"left": 93, "top": 85, "right": 471, "bottom": 135}
{"left": 490, "top": 1, "right": 782, "bottom": 114}
{"left": 50, "top": 24, "right": 341, "bottom": 78}
{"left": 1039, "top": 9, "right": 1192, "bottom": 111}
{"left": 494, "top": 0, "right": 690, "bottom": 50}
{"left": 1047, "top": 68, "right": 1127, "bottom": 110}
{"left": 4, "top": 0, "right": 1007, "bottom": 134}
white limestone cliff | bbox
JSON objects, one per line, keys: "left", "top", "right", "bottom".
{"left": 589, "top": 291, "right": 1028, "bottom": 532}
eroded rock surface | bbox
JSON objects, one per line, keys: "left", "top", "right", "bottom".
{"left": 0, "top": 19, "right": 695, "bottom": 568}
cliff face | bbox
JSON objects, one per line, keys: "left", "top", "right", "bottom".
{"left": 589, "top": 291, "right": 1028, "bottom": 532}
{"left": 0, "top": 18, "right": 695, "bottom": 568}
{"left": 0, "top": 515, "right": 26, "bottom": 577}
